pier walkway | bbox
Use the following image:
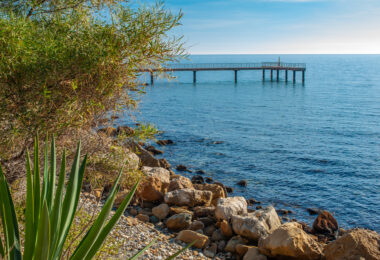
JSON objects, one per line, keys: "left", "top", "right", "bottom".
{"left": 140, "top": 62, "right": 306, "bottom": 84}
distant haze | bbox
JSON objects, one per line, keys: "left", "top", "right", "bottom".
{"left": 151, "top": 0, "right": 380, "bottom": 54}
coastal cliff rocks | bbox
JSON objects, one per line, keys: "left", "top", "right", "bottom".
{"left": 168, "top": 175, "right": 194, "bottom": 191}
{"left": 194, "top": 183, "right": 226, "bottom": 206}
{"left": 312, "top": 210, "right": 338, "bottom": 235}
{"left": 323, "top": 228, "right": 380, "bottom": 260}
{"left": 176, "top": 230, "right": 209, "bottom": 248}
{"left": 164, "top": 188, "right": 212, "bottom": 207}
{"left": 232, "top": 206, "right": 281, "bottom": 240}
{"left": 215, "top": 196, "right": 248, "bottom": 220}
{"left": 258, "top": 222, "right": 324, "bottom": 260}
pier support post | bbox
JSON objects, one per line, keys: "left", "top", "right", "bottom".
{"left": 262, "top": 69, "right": 265, "bottom": 81}
{"left": 285, "top": 70, "right": 288, "bottom": 82}
{"left": 150, "top": 72, "right": 154, "bottom": 85}
{"left": 293, "top": 70, "right": 296, "bottom": 83}
{"left": 276, "top": 70, "right": 280, "bottom": 82}
{"left": 234, "top": 70, "right": 238, "bottom": 83}
{"left": 270, "top": 70, "right": 273, "bottom": 81}
{"left": 193, "top": 71, "right": 196, "bottom": 84}
{"left": 302, "top": 70, "right": 305, "bottom": 84}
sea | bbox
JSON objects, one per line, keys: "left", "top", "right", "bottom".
{"left": 121, "top": 54, "right": 380, "bottom": 232}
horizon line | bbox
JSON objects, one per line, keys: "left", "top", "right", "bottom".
{"left": 188, "top": 53, "right": 380, "bottom": 55}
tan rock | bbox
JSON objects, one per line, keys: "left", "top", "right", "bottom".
{"left": 177, "top": 230, "right": 210, "bottom": 248}
{"left": 259, "top": 222, "right": 324, "bottom": 260}
{"left": 168, "top": 175, "right": 194, "bottom": 191}
{"left": 137, "top": 167, "right": 171, "bottom": 202}
{"left": 169, "top": 206, "right": 193, "bottom": 216}
{"left": 189, "top": 220, "right": 205, "bottom": 231}
{"left": 225, "top": 235, "right": 248, "bottom": 253}
{"left": 137, "top": 176, "right": 165, "bottom": 202}
{"left": 164, "top": 188, "right": 212, "bottom": 207}
{"left": 243, "top": 247, "right": 267, "bottom": 260}
{"left": 114, "top": 190, "right": 130, "bottom": 207}
{"left": 232, "top": 206, "right": 281, "bottom": 240}
{"left": 236, "top": 244, "right": 254, "bottom": 256}
{"left": 194, "top": 183, "right": 226, "bottom": 206}
{"left": 215, "top": 196, "right": 247, "bottom": 221}
{"left": 194, "top": 206, "right": 215, "bottom": 218}
{"left": 203, "top": 243, "right": 217, "bottom": 258}
{"left": 142, "top": 166, "right": 170, "bottom": 186}
{"left": 166, "top": 213, "right": 192, "bottom": 231}
{"left": 221, "top": 220, "right": 234, "bottom": 238}
{"left": 324, "top": 228, "right": 380, "bottom": 260}
{"left": 136, "top": 214, "right": 149, "bottom": 222}
{"left": 152, "top": 203, "right": 170, "bottom": 220}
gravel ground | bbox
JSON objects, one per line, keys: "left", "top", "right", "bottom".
{"left": 79, "top": 194, "right": 230, "bottom": 259}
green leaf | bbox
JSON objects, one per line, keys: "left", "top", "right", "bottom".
{"left": 83, "top": 180, "right": 140, "bottom": 259}
{"left": 49, "top": 150, "right": 66, "bottom": 258}
{"left": 53, "top": 142, "right": 87, "bottom": 259}
{"left": 129, "top": 235, "right": 160, "bottom": 260}
{"left": 33, "top": 201, "right": 50, "bottom": 260}
{"left": 47, "top": 135, "right": 56, "bottom": 212}
{"left": 41, "top": 135, "right": 49, "bottom": 208}
{"left": 164, "top": 240, "right": 198, "bottom": 260}
{"left": 33, "top": 136, "right": 41, "bottom": 232}
{"left": 70, "top": 168, "right": 124, "bottom": 260}
{"left": 23, "top": 150, "right": 36, "bottom": 258}
{"left": 0, "top": 165, "right": 22, "bottom": 260}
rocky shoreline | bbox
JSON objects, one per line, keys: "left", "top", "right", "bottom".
{"left": 98, "top": 127, "right": 380, "bottom": 259}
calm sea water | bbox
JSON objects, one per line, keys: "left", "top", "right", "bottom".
{"left": 123, "top": 55, "right": 380, "bottom": 231}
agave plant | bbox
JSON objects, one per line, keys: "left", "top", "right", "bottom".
{"left": 0, "top": 136, "right": 194, "bottom": 260}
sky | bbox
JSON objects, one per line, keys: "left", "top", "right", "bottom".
{"left": 143, "top": 0, "right": 380, "bottom": 54}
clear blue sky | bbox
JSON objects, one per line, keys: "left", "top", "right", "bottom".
{"left": 143, "top": 0, "right": 380, "bottom": 54}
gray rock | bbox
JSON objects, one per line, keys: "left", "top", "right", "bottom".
{"left": 215, "top": 196, "right": 247, "bottom": 220}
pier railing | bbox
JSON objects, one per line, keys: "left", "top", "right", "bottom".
{"left": 140, "top": 62, "right": 306, "bottom": 84}
{"left": 144, "top": 62, "right": 306, "bottom": 70}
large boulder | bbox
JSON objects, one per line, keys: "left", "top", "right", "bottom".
{"left": 176, "top": 230, "right": 209, "bottom": 249}
{"left": 312, "top": 210, "right": 338, "bottom": 235}
{"left": 142, "top": 166, "right": 170, "bottom": 185}
{"left": 323, "top": 228, "right": 380, "bottom": 260}
{"left": 215, "top": 197, "right": 247, "bottom": 220}
{"left": 168, "top": 175, "right": 194, "bottom": 191}
{"left": 137, "top": 167, "right": 171, "bottom": 202}
{"left": 259, "top": 222, "right": 324, "bottom": 260}
{"left": 137, "top": 176, "right": 165, "bottom": 202}
{"left": 232, "top": 206, "right": 281, "bottom": 240}
{"left": 164, "top": 188, "right": 212, "bottom": 207}
{"left": 194, "top": 183, "right": 226, "bottom": 206}
{"left": 166, "top": 213, "right": 192, "bottom": 231}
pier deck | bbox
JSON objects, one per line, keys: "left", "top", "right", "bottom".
{"left": 140, "top": 62, "right": 306, "bottom": 84}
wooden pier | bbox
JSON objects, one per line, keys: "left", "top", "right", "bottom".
{"left": 140, "top": 62, "right": 306, "bottom": 85}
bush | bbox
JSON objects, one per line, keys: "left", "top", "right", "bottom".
{"left": 0, "top": 136, "right": 195, "bottom": 259}
{"left": 0, "top": 1, "right": 185, "bottom": 158}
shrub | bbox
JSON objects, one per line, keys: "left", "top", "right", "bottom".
{"left": 0, "top": 136, "right": 195, "bottom": 259}
{"left": 0, "top": 1, "right": 185, "bottom": 158}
